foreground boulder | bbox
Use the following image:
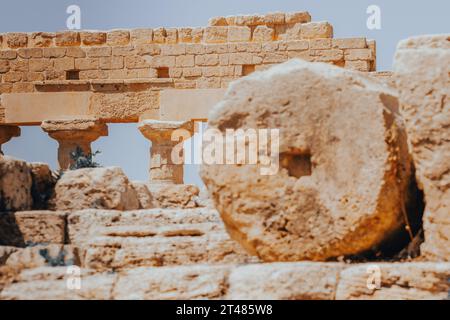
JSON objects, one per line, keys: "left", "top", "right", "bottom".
{"left": 51, "top": 167, "right": 140, "bottom": 211}
{"left": 0, "top": 156, "right": 33, "bottom": 211}
{"left": 201, "top": 59, "right": 412, "bottom": 261}
{"left": 393, "top": 35, "right": 450, "bottom": 261}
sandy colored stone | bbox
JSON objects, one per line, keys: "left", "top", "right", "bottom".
{"left": 204, "top": 26, "right": 228, "bottom": 43}
{"left": 301, "top": 21, "right": 333, "bottom": 39}
{"left": 227, "top": 26, "right": 251, "bottom": 42}
{"left": 5, "top": 245, "right": 79, "bottom": 269}
{"left": 0, "top": 211, "right": 66, "bottom": 246}
{"left": 51, "top": 167, "right": 140, "bottom": 211}
{"left": 393, "top": 35, "right": 450, "bottom": 261}
{"left": 114, "top": 265, "right": 230, "bottom": 299}
{"left": 285, "top": 11, "right": 311, "bottom": 24}
{"left": 67, "top": 208, "right": 222, "bottom": 242}
{"left": 66, "top": 208, "right": 254, "bottom": 269}
{"left": 106, "top": 30, "right": 130, "bottom": 46}
{"left": 227, "top": 262, "right": 343, "bottom": 299}
{"left": 83, "top": 232, "right": 254, "bottom": 270}
{"left": 80, "top": 31, "right": 106, "bottom": 46}
{"left": 253, "top": 26, "right": 275, "bottom": 42}
{"left": 28, "top": 162, "right": 56, "bottom": 209}
{"left": 0, "top": 156, "right": 32, "bottom": 212}
{"left": 0, "top": 267, "right": 116, "bottom": 300}
{"left": 0, "top": 125, "right": 20, "bottom": 154}
{"left": 41, "top": 118, "right": 108, "bottom": 170}
{"left": 147, "top": 183, "right": 200, "bottom": 208}
{"left": 0, "top": 246, "right": 17, "bottom": 265}
{"left": 139, "top": 120, "right": 193, "bottom": 184}
{"left": 131, "top": 181, "right": 154, "bottom": 209}
{"left": 6, "top": 33, "right": 28, "bottom": 48}
{"left": 336, "top": 262, "right": 450, "bottom": 300}
{"left": 201, "top": 59, "right": 412, "bottom": 261}
{"left": 55, "top": 31, "right": 81, "bottom": 47}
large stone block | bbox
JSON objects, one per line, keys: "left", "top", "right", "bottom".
{"left": 67, "top": 208, "right": 222, "bottom": 245}
{"left": 0, "top": 267, "right": 116, "bottom": 300}
{"left": 66, "top": 208, "right": 255, "bottom": 270}
{"left": 336, "top": 262, "right": 450, "bottom": 300}
{"left": 227, "top": 262, "right": 343, "bottom": 300}
{"left": 147, "top": 183, "right": 200, "bottom": 209}
{"left": 0, "top": 211, "right": 66, "bottom": 246}
{"left": 393, "top": 35, "right": 450, "bottom": 261}
{"left": 114, "top": 265, "right": 230, "bottom": 299}
{"left": 51, "top": 167, "right": 140, "bottom": 211}
{"left": 0, "top": 156, "right": 32, "bottom": 212}
{"left": 201, "top": 60, "right": 412, "bottom": 261}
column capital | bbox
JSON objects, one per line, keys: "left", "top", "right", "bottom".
{"left": 41, "top": 118, "right": 108, "bottom": 169}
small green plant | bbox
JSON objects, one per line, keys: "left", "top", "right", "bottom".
{"left": 69, "top": 146, "right": 102, "bottom": 170}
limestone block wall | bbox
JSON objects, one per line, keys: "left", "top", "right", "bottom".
{"left": 0, "top": 11, "right": 376, "bottom": 124}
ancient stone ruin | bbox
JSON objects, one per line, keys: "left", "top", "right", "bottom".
{"left": 0, "top": 11, "right": 448, "bottom": 300}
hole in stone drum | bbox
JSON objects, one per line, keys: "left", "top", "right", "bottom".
{"left": 280, "top": 151, "right": 312, "bottom": 178}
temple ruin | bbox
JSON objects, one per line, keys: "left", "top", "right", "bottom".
{"left": 0, "top": 11, "right": 448, "bottom": 300}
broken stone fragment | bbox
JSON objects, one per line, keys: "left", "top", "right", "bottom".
{"left": 393, "top": 34, "right": 450, "bottom": 261}
{"left": 50, "top": 167, "right": 140, "bottom": 211}
{"left": 201, "top": 59, "right": 412, "bottom": 261}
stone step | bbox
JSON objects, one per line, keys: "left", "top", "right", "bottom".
{"left": 1, "top": 262, "right": 448, "bottom": 300}
{"left": 67, "top": 208, "right": 224, "bottom": 245}
{"left": 82, "top": 233, "right": 256, "bottom": 270}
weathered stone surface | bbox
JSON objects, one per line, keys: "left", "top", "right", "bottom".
{"left": 51, "top": 167, "right": 140, "bottom": 211}
{"left": 82, "top": 232, "right": 254, "bottom": 270}
{"left": 0, "top": 211, "right": 66, "bottom": 246}
{"left": 227, "top": 262, "right": 343, "bottom": 300}
{"left": 67, "top": 208, "right": 223, "bottom": 245}
{"left": 28, "top": 162, "right": 56, "bottom": 209}
{"left": 0, "top": 125, "right": 20, "bottom": 154}
{"left": 147, "top": 183, "right": 200, "bottom": 208}
{"left": 393, "top": 35, "right": 450, "bottom": 261}
{"left": 139, "top": 120, "right": 193, "bottom": 184}
{"left": 131, "top": 181, "right": 154, "bottom": 209}
{"left": 66, "top": 208, "right": 254, "bottom": 270}
{"left": 0, "top": 156, "right": 32, "bottom": 212}
{"left": 336, "top": 262, "right": 450, "bottom": 300}
{"left": 41, "top": 118, "right": 108, "bottom": 170}
{"left": 0, "top": 267, "right": 116, "bottom": 300}
{"left": 4, "top": 245, "right": 79, "bottom": 269}
{"left": 201, "top": 59, "right": 412, "bottom": 261}
{"left": 114, "top": 265, "right": 230, "bottom": 299}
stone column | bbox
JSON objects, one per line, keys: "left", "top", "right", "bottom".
{"left": 41, "top": 119, "right": 108, "bottom": 170}
{"left": 0, "top": 125, "right": 21, "bottom": 155}
{"left": 138, "top": 120, "right": 193, "bottom": 184}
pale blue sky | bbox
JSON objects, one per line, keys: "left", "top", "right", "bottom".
{"left": 1, "top": 0, "right": 449, "bottom": 184}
